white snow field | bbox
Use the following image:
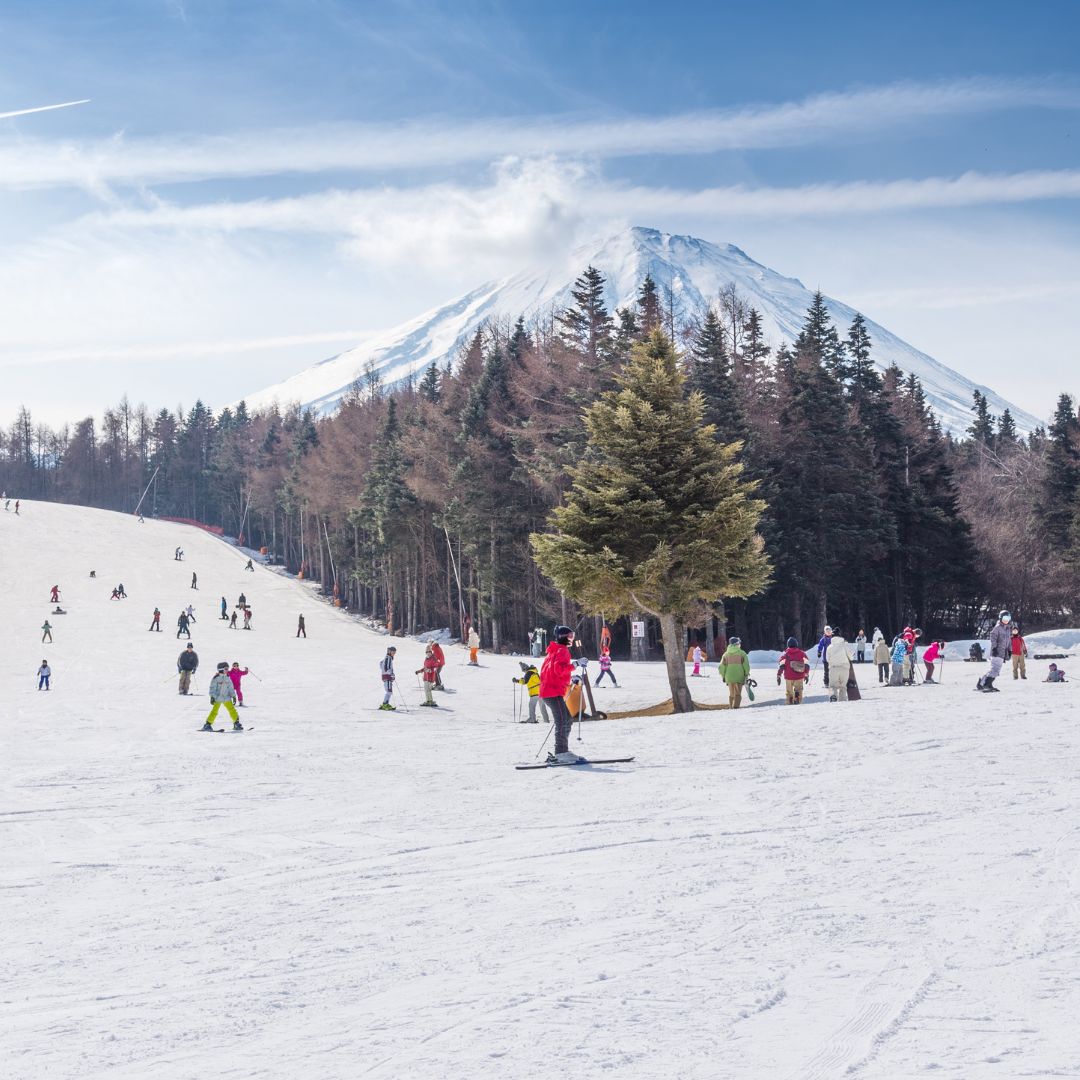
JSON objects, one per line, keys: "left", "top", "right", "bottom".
{"left": 5, "top": 501, "right": 1080, "bottom": 1079}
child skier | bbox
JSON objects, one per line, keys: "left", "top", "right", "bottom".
{"left": 41, "top": 620, "right": 52, "bottom": 643}
{"left": 416, "top": 644, "right": 439, "bottom": 706}
{"left": 185, "top": 604, "right": 196, "bottom": 624}
{"left": 228, "top": 662, "right": 250, "bottom": 706}
{"left": 690, "top": 644, "right": 704, "bottom": 677}
{"left": 720, "top": 636, "right": 751, "bottom": 708}
{"left": 816, "top": 626, "right": 834, "bottom": 685}
{"left": 379, "top": 646, "right": 397, "bottom": 710}
{"left": 540, "top": 624, "right": 580, "bottom": 763}
{"left": 244, "top": 559, "right": 255, "bottom": 572}
{"left": 889, "top": 637, "right": 906, "bottom": 686}
{"left": 513, "top": 662, "right": 549, "bottom": 722}
{"left": 229, "top": 611, "right": 238, "bottom": 629}
{"left": 49, "top": 585, "right": 60, "bottom": 603}
{"left": 37, "top": 660, "right": 51, "bottom": 690}
{"left": 1045, "top": 663, "right": 1066, "bottom": 683}
{"left": 776, "top": 637, "right": 809, "bottom": 704}
{"left": 149, "top": 607, "right": 161, "bottom": 631}
{"left": 202, "top": 662, "right": 242, "bottom": 731}
{"left": 595, "top": 647, "right": 618, "bottom": 687}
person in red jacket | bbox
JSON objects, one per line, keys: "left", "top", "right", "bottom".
{"left": 539, "top": 624, "right": 581, "bottom": 764}
{"left": 430, "top": 640, "right": 447, "bottom": 690}
{"left": 776, "top": 636, "right": 810, "bottom": 705}
{"left": 1010, "top": 626, "right": 1028, "bottom": 680}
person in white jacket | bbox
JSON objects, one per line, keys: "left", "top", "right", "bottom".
{"left": 467, "top": 626, "right": 480, "bottom": 666}
{"left": 826, "top": 633, "right": 852, "bottom": 701}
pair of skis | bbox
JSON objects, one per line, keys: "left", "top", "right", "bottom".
{"left": 515, "top": 756, "right": 634, "bottom": 771}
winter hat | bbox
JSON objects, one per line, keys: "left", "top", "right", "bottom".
{"left": 823, "top": 625, "right": 833, "bottom": 635}
{"left": 1050, "top": 663, "right": 1058, "bottom": 671}
{"left": 786, "top": 636, "right": 799, "bottom": 648}
{"left": 729, "top": 636, "right": 741, "bottom": 647}
{"left": 387, "top": 646, "right": 397, "bottom": 653}
{"left": 553, "top": 624, "right": 572, "bottom": 644}
{"left": 186, "top": 643, "right": 194, "bottom": 648}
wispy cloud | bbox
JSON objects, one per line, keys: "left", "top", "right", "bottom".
{"left": 1, "top": 77, "right": 1076, "bottom": 190}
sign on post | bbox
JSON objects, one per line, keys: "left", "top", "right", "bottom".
{"left": 631, "top": 620, "right": 646, "bottom": 639}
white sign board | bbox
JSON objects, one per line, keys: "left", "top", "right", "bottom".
{"left": 631, "top": 620, "right": 646, "bottom": 639}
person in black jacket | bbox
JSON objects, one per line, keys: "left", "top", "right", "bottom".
{"left": 177, "top": 643, "right": 199, "bottom": 695}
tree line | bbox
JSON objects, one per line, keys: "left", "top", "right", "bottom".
{"left": 1, "top": 267, "right": 1072, "bottom": 656}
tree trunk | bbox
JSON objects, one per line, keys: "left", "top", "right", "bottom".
{"left": 630, "top": 612, "right": 648, "bottom": 662}
{"left": 658, "top": 612, "right": 695, "bottom": 713}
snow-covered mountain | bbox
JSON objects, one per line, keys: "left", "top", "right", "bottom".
{"left": 243, "top": 227, "right": 1040, "bottom": 436}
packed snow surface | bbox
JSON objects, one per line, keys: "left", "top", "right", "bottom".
{"left": 243, "top": 227, "right": 1040, "bottom": 437}
{"left": 5, "top": 501, "right": 1080, "bottom": 1079}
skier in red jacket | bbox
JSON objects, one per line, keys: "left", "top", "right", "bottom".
{"left": 539, "top": 624, "right": 581, "bottom": 764}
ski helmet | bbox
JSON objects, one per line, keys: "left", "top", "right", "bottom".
{"left": 729, "top": 636, "right": 741, "bottom": 646}
{"left": 999, "top": 610, "right": 1012, "bottom": 622}
{"left": 217, "top": 661, "right": 228, "bottom": 671}
{"left": 787, "top": 636, "right": 799, "bottom": 648}
{"left": 553, "top": 624, "right": 572, "bottom": 643}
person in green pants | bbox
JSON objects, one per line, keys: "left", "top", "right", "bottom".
{"left": 719, "top": 636, "right": 751, "bottom": 708}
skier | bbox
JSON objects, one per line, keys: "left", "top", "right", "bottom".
{"left": 595, "top": 647, "right": 618, "bottom": 687}
{"left": 37, "top": 660, "right": 51, "bottom": 690}
{"left": 220, "top": 596, "right": 228, "bottom": 620}
{"left": 41, "top": 619, "right": 52, "bottom": 643}
{"left": 1045, "top": 663, "right": 1066, "bottom": 683}
{"left": 379, "top": 646, "right": 397, "bottom": 711}
{"left": 430, "top": 640, "right": 446, "bottom": 689}
{"left": 922, "top": 640, "right": 943, "bottom": 684}
{"left": 174, "top": 547, "right": 182, "bottom": 561}
{"left": 513, "top": 662, "right": 549, "bottom": 722}
{"left": 110, "top": 588, "right": 121, "bottom": 600}
{"left": 49, "top": 585, "right": 60, "bottom": 603}
{"left": 416, "top": 644, "right": 439, "bottom": 707}
{"left": 539, "top": 625, "right": 580, "bottom": 763}
{"left": 855, "top": 629, "right": 867, "bottom": 663}
{"left": 297, "top": 614, "right": 306, "bottom": 638}
{"left": 816, "top": 625, "right": 834, "bottom": 685}
{"left": 227, "top": 662, "right": 249, "bottom": 706}
{"left": 690, "top": 644, "right": 704, "bottom": 677}
{"left": 244, "top": 558, "right": 255, "bottom": 572}
{"left": 242, "top": 607, "right": 252, "bottom": 630}
{"left": 202, "top": 661, "right": 242, "bottom": 731}
{"left": 177, "top": 642, "right": 199, "bottom": 695}
{"left": 149, "top": 607, "right": 161, "bottom": 631}
{"left": 190, "top": 571, "right": 197, "bottom": 590}
{"left": 185, "top": 604, "right": 196, "bottom": 624}
{"left": 776, "top": 636, "right": 809, "bottom": 704}
{"left": 467, "top": 625, "right": 480, "bottom": 666}
{"left": 177, "top": 611, "right": 191, "bottom": 639}
{"left": 977, "top": 611, "right": 1012, "bottom": 692}
{"left": 117, "top": 583, "right": 127, "bottom": 598}
{"left": 89, "top": 570, "right": 96, "bottom": 578}
{"left": 720, "top": 636, "right": 751, "bottom": 708}
{"left": 1010, "top": 625, "right": 1028, "bottom": 680}
{"left": 873, "top": 634, "right": 891, "bottom": 684}
{"left": 229, "top": 611, "right": 238, "bottom": 629}
{"left": 826, "top": 632, "right": 852, "bottom": 701}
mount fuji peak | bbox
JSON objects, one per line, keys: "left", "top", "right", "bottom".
{"left": 243, "top": 226, "right": 1039, "bottom": 436}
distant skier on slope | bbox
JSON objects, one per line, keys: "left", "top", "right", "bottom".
{"left": 220, "top": 596, "right": 228, "bottom": 620}
{"left": 416, "top": 644, "right": 439, "bottom": 707}
{"left": 49, "top": 585, "right": 60, "bottom": 603}
{"left": 244, "top": 558, "right": 255, "bottom": 572}
{"left": 595, "top": 647, "right": 618, "bottom": 687}
{"left": 37, "top": 660, "right": 51, "bottom": 690}
{"left": 922, "top": 640, "right": 943, "bottom": 684}
{"left": 296, "top": 613, "right": 306, "bottom": 638}
{"left": 202, "top": 662, "right": 242, "bottom": 731}
{"left": 1010, "top": 625, "right": 1028, "bottom": 680}
{"left": 540, "top": 625, "right": 580, "bottom": 764}
{"left": 430, "top": 640, "right": 445, "bottom": 688}
{"left": 467, "top": 625, "right": 480, "bottom": 666}
{"left": 177, "top": 611, "right": 192, "bottom": 639}
{"left": 41, "top": 619, "right": 52, "bottom": 643}
{"left": 149, "top": 607, "right": 161, "bottom": 631}
{"left": 228, "top": 662, "right": 249, "bottom": 706}
{"left": 873, "top": 635, "right": 891, "bottom": 684}
{"left": 513, "top": 662, "right": 549, "bottom": 722}
{"left": 379, "top": 646, "right": 397, "bottom": 711}
{"left": 177, "top": 642, "right": 199, "bottom": 695}
{"left": 190, "top": 571, "right": 197, "bottom": 590}
{"left": 977, "top": 611, "right": 1012, "bottom": 692}
{"left": 690, "top": 644, "right": 704, "bottom": 677}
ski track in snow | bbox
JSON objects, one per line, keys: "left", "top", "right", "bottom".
{"left": 4, "top": 501, "right": 1080, "bottom": 1078}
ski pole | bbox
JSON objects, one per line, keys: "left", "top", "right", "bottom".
{"left": 394, "top": 681, "right": 411, "bottom": 713}
{"left": 246, "top": 670, "right": 263, "bottom": 682}
{"left": 535, "top": 721, "right": 555, "bottom": 759}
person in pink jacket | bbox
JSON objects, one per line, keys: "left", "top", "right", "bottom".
{"left": 922, "top": 640, "right": 943, "bottom": 684}
{"left": 228, "top": 662, "right": 250, "bottom": 705}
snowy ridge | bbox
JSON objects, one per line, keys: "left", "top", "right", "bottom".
{"left": 243, "top": 227, "right": 1040, "bottom": 436}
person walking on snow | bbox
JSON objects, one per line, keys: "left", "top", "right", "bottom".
{"left": 720, "top": 637, "right": 751, "bottom": 708}
{"left": 297, "top": 614, "right": 306, "bottom": 638}
{"left": 977, "top": 611, "right": 1012, "bottom": 692}
{"left": 430, "top": 641, "right": 446, "bottom": 689}
{"left": 595, "top": 647, "right": 618, "bottom": 686}
{"left": 177, "top": 642, "right": 199, "bottom": 695}
{"left": 229, "top": 611, "right": 238, "bottom": 629}
{"left": 922, "top": 640, "right": 943, "bottom": 683}
{"left": 467, "top": 625, "right": 480, "bottom": 666}
{"left": 540, "top": 625, "right": 580, "bottom": 763}
{"left": 855, "top": 630, "right": 867, "bottom": 663}
{"left": 777, "top": 637, "right": 809, "bottom": 704}
{"left": 242, "top": 607, "right": 252, "bottom": 630}
{"left": 1010, "top": 626, "right": 1028, "bottom": 680}
{"left": 873, "top": 634, "right": 891, "bottom": 684}
{"left": 379, "top": 646, "right": 397, "bottom": 710}
{"left": 690, "top": 644, "right": 704, "bottom": 677}
{"left": 202, "top": 662, "right": 242, "bottom": 731}
{"left": 220, "top": 597, "right": 228, "bottom": 620}
{"left": 514, "top": 662, "right": 550, "bottom": 722}
{"left": 227, "top": 662, "right": 249, "bottom": 705}
{"left": 416, "top": 645, "right": 439, "bottom": 707}
{"left": 190, "top": 571, "right": 197, "bottom": 590}
{"left": 826, "top": 632, "right": 852, "bottom": 701}
{"left": 49, "top": 585, "right": 60, "bottom": 603}
{"left": 41, "top": 620, "right": 52, "bottom": 643}
{"left": 177, "top": 611, "right": 191, "bottom": 639}
{"left": 149, "top": 607, "right": 161, "bottom": 631}
{"left": 816, "top": 626, "right": 834, "bottom": 685}
{"left": 37, "top": 661, "right": 51, "bottom": 690}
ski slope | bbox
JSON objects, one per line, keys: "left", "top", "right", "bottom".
{"left": 4, "top": 501, "right": 1080, "bottom": 1079}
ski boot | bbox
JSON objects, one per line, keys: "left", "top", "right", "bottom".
{"left": 232, "top": 720, "right": 244, "bottom": 730}
{"left": 378, "top": 702, "right": 396, "bottom": 711}
{"left": 548, "top": 751, "right": 586, "bottom": 765}
{"left": 200, "top": 721, "right": 215, "bottom": 731}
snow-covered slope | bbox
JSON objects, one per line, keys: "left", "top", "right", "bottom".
{"left": 244, "top": 227, "right": 1040, "bottom": 436}
{"left": 5, "top": 500, "right": 1080, "bottom": 1077}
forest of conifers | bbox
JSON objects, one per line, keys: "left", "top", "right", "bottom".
{"left": 2, "top": 267, "right": 1077, "bottom": 656}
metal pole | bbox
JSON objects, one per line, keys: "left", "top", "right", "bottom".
{"left": 133, "top": 464, "right": 160, "bottom": 518}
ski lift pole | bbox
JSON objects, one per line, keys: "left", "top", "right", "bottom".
{"left": 133, "top": 465, "right": 160, "bottom": 519}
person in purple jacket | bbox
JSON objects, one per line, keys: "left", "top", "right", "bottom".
{"left": 816, "top": 625, "right": 834, "bottom": 685}
{"left": 595, "top": 647, "right": 618, "bottom": 687}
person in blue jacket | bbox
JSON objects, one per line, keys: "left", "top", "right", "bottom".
{"left": 816, "top": 625, "right": 834, "bottom": 685}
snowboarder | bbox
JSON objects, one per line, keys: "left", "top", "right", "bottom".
{"left": 720, "top": 636, "right": 751, "bottom": 708}
{"left": 873, "top": 634, "right": 891, "bottom": 684}
{"left": 777, "top": 636, "right": 809, "bottom": 704}
{"left": 228, "top": 662, "right": 249, "bottom": 706}
{"left": 1010, "top": 626, "right": 1028, "bottom": 680}
{"left": 149, "top": 607, "right": 161, "bottom": 631}
{"left": 826, "top": 632, "right": 852, "bottom": 701}
{"left": 922, "top": 640, "right": 943, "bottom": 683}
{"left": 416, "top": 644, "right": 439, "bottom": 706}
{"left": 177, "top": 611, "right": 191, "bottom": 639}
{"left": 816, "top": 626, "right": 834, "bottom": 685}
{"left": 202, "top": 662, "right": 242, "bottom": 731}
{"left": 379, "top": 646, "right": 397, "bottom": 710}
{"left": 49, "top": 585, "right": 60, "bottom": 603}
{"left": 190, "top": 571, "right": 197, "bottom": 590}
{"left": 244, "top": 558, "right": 255, "bottom": 572}
{"left": 297, "top": 614, "right": 306, "bottom": 638}
{"left": 242, "top": 607, "right": 252, "bottom": 630}
{"left": 220, "top": 596, "right": 228, "bottom": 620}
{"left": 429, "top": 640, "right": 446, "bottom": 689}
{"left": 41, "top": 620, "right": 52, "bottom": 643}
{"left": 977, "top": 611, "right": 1012, "bottom": 692}
{"left": 1045, "top": 663, "right": 1066, "bottom": 683}
{"left": 969, "top": 642, "right": 985, "bottom": 662}
{"left": 185, "top": 604, "right": 196, "bottom": 624}
{"left": 52, "top": 606, "right": 66, "bottom": 615}
{"left": 237, "top": 592, "right": 247, "bottom": 608}
{"left": 690, "top": 644, "right": 704, "bottom": 677}
{"left": 855, "top": 629, "right": 867, "bottom": 663}
{"left": 467, "top": 625, "right": 480, "bottom": 665}
{"left": 595, "top": 647, "right": 618, "bottom": 687}
{"left": 513, "top": 662, "right": 550, "bottom": 723}
{"left": 177, "top": 642, "right": 199, "bottom": 695}
{"left": 37, "top": 661, "right": 51, "bottom": 690}
{"left": 229, "top": 611, "right": 238, "bottom": 629}
{"left": 539, "top": 625, "right": 580, "bottom": 763}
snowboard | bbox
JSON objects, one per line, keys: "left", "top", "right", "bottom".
{"left": 846, "top": 662, "right": 861, "bottom": 701}
{"left": 515, "top": 756, "right": 635, "bottom": 771}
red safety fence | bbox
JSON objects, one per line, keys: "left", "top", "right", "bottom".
{"left": 158, "top": 516, "right": 225, "bottom": 536}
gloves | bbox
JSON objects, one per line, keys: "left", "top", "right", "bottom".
{"left": 576, "top": 657, "right": 588, "bottom": 668}
{"left": 776, "top": 672, "right": 782, "bottom": 686}
{"left": 571, "top": 674, "right": 582, "bottom": 686}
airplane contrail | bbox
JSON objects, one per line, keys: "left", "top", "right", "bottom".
{"left": 0, "top": 99, "right": 90, "bottom": 121}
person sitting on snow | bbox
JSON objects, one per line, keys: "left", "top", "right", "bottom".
{"left": 1045, "top": 663, "right": 1066, "bottom": 683}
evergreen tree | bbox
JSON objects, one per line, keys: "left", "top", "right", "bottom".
{"left": 1038, "top": 394, "right": 1080, "bottom": 550}
{"left": 794, "top": 292, "right": 848, "bottom": 380}
{"left": 997, "top": 408, "right": 1017, "bottom": 446}
{"left": 419, "top": 364, "right": 441, "bottom": 403}
{"left": 967, "top": 390, "right": 995, "bottom": 445}
{"left": 557, "top": 266, "right": 615, "bottom": 368}
{"left": 531, "top": 330, "right": 771, "bottom": 713}
{"left": 686, "top": 308, "right": 746, "bottom": 442}
{"left": 636, "top": 274, "right": 662, "bottom": 335}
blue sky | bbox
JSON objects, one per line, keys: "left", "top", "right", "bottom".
{"left": 1, "top": 0, "right": 1078, "bottom": 423}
